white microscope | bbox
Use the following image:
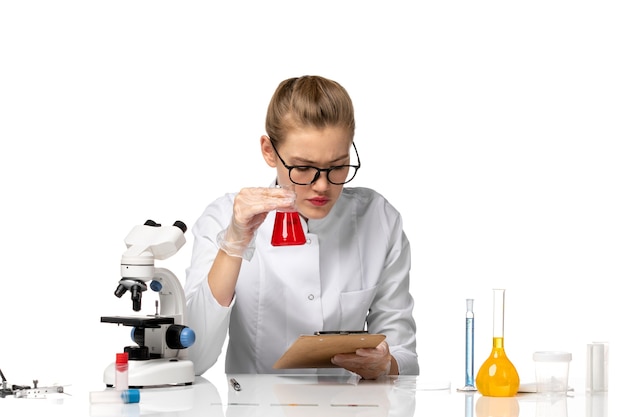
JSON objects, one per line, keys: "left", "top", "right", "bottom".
{"left": 101, "top": 220, "right": 196, "bottom": 388}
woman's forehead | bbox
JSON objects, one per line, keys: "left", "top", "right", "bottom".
{"left": 281, "top": 127, "right": 352, "bottom": 162}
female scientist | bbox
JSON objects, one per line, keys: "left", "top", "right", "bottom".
{"left": 184, "top": 75, "right": 418, "bottom": 379}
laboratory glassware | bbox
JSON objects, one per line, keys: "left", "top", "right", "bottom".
{"left": 115, "top": 352, "right": 129, "bottom": 390}
{"left": 90, "top": 389, "right": 140, "bottom": 404}
{"left": 476, "top": 289, "right": 519, "bottom": 397}
{"left": 271, "top": 184, "right": 306, "bottom": 246}
{"left": 586, "top": 342, "right": 608, "bottom": 392}
{"left": 463, "top": 298, "right": 476, "bottom": 390}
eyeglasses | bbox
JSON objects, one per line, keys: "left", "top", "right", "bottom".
{"left": 270, "top": 139, "right": 361, "bottom": 185}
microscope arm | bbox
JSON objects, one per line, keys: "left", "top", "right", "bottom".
{"left": 152, "top": 267, "right": 187, "bottom": 323}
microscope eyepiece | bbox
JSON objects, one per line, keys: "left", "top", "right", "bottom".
{"left": 173, "top": 220, "right": 187, "bottom": 233}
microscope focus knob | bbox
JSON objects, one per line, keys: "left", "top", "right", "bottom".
{"left": 166, "top": 325, "right": 196, "bottom": 349}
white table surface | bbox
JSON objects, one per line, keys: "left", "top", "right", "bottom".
{"left": 0, "top": 372, "right": 610, "bottom": 416}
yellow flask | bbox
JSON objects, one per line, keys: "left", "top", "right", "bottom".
{"left": 476, "top": 289, "right": 520, "bottom": 397}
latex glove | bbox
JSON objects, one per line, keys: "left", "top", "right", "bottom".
{"left": 331, "top": 341, "right": 393, "bottom": 380}
{"left": 217, "top": 186, "right": 296, "bottom": 260}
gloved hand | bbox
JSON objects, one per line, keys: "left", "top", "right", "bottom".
{"left": 331, "top": 341, "right": 393, "bottom": 380}
{"left": 217, "top": 186, "right": 296, "bottom": 260}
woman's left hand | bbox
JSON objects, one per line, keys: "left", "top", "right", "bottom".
{"left": 331, "top": 341, "right": 394, "bottom": 380}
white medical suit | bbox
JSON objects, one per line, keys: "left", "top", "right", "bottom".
{"left": 184, "top": 186, "right": 419, "bottom": 376}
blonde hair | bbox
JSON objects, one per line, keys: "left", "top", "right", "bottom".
{"left": 265, "top": 75, "right": 355, "bottom": 144}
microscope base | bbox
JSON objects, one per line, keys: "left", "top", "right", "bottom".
{"left": 103, "top": 358, "right": 195, "bottom": 388}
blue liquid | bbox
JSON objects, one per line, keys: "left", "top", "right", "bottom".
{"left": 465, "top": 316, "right": 475, "bottom": 387}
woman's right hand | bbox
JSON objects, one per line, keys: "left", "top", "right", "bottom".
{"left": 218, "top": 186, "right": 296, "bottom": 258}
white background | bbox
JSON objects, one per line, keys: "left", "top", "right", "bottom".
{"left": 1, "top": 0, "right": 624, "bottom": 402}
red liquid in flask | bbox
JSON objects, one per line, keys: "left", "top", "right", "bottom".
{"left": 271, "top": 211, "right": 306, "bottom": 246}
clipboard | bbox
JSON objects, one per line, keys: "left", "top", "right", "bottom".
{"left": 273, "top": 332, "right": 386, "bottom": 369}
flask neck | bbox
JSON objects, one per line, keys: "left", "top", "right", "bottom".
{"left": 492, "top": 336, "right": 505, "bottom": 349}
{"left": 492, "top": 289, "right": 506, "bottom": 338}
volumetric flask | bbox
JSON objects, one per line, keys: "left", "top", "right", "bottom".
{"left": 476, "top": 289, "right": 519, "bottom": 397}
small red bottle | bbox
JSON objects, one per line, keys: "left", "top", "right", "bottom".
{"left": 115, "top": 352, "right": 129, "bottom": 390}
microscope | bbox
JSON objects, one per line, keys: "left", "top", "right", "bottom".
{"left": 101, "top": 220, "right": 196, "bottom": 388}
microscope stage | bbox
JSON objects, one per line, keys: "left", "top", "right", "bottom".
{"left": 101, "top": 315, "right": 175, "bottom": 328}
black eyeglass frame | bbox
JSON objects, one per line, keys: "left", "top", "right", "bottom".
{"left": 269, "top": 138, "right": 361, "bottom": 185}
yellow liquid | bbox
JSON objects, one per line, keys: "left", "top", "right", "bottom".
{"left": 476, "top": 337, "right": 520, "bottom": 397}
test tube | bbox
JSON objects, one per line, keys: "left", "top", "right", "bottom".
{"left": 586, "top": 342, "right": 608, "bottom": 392}
{"left": 115, "top": 352, "right": 129, "bottom": 390}
{"left": 90, "top": 389, "right": 140, "bottom": 404}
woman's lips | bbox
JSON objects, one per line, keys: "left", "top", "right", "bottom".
{"left": 307, "top": 197, "right": 329, "bottom": 207}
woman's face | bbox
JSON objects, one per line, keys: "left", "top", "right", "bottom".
{"left": 261, "top": 126, "right": 354, "bottom": 220}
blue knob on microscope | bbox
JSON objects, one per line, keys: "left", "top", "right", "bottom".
{"left": 165, "top": 325, "right": 196, "bottom": 349}
{"left": 179, "top": 327, "right": 196, "bottom": 348}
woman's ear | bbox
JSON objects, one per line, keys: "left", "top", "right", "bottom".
{"left": 260, "top": 135, "right": 277, "bottom": 167}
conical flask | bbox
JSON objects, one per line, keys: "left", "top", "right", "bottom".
{"left": 271, "top": 183, "right": 306, "bottom": 246}
{"left": 476, "top": 289, "right": 520, "bottom": 397}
